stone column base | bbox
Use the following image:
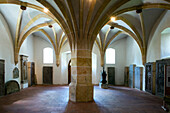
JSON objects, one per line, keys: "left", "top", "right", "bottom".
{"left": 69, "top": 83, "right": 93, "bottom": 102}
{"left": 21, "top": 82, "right": 28, "bottom": 89}
{"left": 99, "top": 83, "right": 108, "bottom": 89}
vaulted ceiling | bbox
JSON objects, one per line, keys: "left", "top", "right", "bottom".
{"left": 0, "top": 0, "right": 170, "bottom": 66}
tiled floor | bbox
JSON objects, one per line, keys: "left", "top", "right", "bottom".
{"left": 0, "top": 86, "right": 166, "bottom": 113}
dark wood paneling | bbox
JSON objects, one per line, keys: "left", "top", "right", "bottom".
{"left": 108, "top": 67, "right": 115, "bottom": 85}
{"left": 31, "top": 62, "right": 35, "bottom": 86}
{"left": 43, "top": 67, "right": 53, "bottom": 84}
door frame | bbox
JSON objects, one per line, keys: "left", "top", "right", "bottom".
{"left": 43, "top": 66, "right": 53, "bottom": 85}
{"left": 107, "top": 67, "right": 115, "bottom": 85}
{"left": 68, "top": 59, "right": 71, "bottom": 84}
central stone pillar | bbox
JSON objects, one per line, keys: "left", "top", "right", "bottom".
{"left": 69, "top": 49, "right": 93, "bottom": 102}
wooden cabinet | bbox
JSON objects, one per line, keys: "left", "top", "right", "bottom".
{"left": 145, "top": 62, "right": 156, "bottom": 94}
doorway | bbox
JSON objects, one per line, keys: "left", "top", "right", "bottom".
{"left": 68, "top": 60, "right": 71, "bottom": 84}
{"left": 0, "top": 60, "right": 5, "bottom": 96}
{"left": 108, "top": 67, "right": 115, "bottom": 85}
{"left": 43, "top": 67, "right": 53, "bottom": 84}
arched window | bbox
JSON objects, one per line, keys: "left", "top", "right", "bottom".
{"left": 106, "top": 48, "right": 115, "bottom": 64}
{"left": 43, "top": 47, "right": 53, "bottom": 64}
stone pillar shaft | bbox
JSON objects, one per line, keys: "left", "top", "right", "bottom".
{"left": 69, "top": 49, "right": 93, "bottom": 102}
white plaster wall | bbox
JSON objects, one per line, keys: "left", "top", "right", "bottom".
{"left": 125, "top": 37, "right": 143, "bottom": 66}
{"left": 147, "top": 11, "right": 170, "bottom": 62}
{"left": 161, "top": 33, "right": 170, "bottom": 59}
{"left": 20, "top": 35, "right": 34, "bottom": 62}
{"left": 105, "top": 38, "right": 126, "bottom": 85}
{"left": 92, "top": 53, "right": 97, "bottom": 84}
{"left": 92, "top": 43, "right": 101, "bottom": 85}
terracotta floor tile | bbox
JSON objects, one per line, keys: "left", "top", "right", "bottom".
{"left": 0, "top": 86, "right": 166, "bottom": 113}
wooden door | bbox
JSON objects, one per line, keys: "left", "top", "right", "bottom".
{"left": 108, "top": 67, "right": 115, "bottom": 85}
{"left": 31, "top": 62, "right": 35, "bottom": 86}
{"left": 0, "top": 60, "right": 5, "bottom": 96}
{"left": 43, "top": 67, "right": 53, "bottom": 84}
{"left": 68, "top": 60, "right": 71, "bottom": 84}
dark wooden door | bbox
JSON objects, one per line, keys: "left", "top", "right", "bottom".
{"left": 108, "top": 67, "right": 115, "bottom": 85}
{"left": 0, "top": 60, "right": 5, "bottom": 96}
{"left": 68, "top": 60, "right": 71, "bottom": 84}
{"left": 43, "top": 67, "right": 53, "bottom": 84}
{"left": 31, "top": 62, "right": 35, "bottom": 86}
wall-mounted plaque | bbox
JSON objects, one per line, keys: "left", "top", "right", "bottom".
{"left": 13, "top": 67, "right": 19, "bottom": 78}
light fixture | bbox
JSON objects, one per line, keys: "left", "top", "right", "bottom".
{"left": 49, "top": 25, "right": 53, "bottom": 28}
{"left": 110, "top": 26, "right": 114, "bottom": 29}
{"left": 44, "top": 8, "right": 49, "bottom": 13}
{"left": 136, "top": 9, "right": 142, "bottom": 14}
{"left": 20, "top": 2, "right": 27, "bottom": 10}
{"left": 110, "top": 17, "right": 116, "bottom": 22}
{"left": 20, "top": 5, "right": 27, "bottom": 10}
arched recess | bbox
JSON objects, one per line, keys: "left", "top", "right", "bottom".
{"left": 0, "top": 1, "right": 73, "bottom": 50}
{"left": 14, "top": 26, "right": 58, "bottom": 66}
{"left": 95, "top": 22, "right": 144, "bottom": 67}
{"left": 91, "top": 3, "right": 170, "bottom": 57}
{"left": 160, "top": 27, "right": 170, "bottom": 59}
{"left": 147, "top": 11, "right": 170, "bottom": 62}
